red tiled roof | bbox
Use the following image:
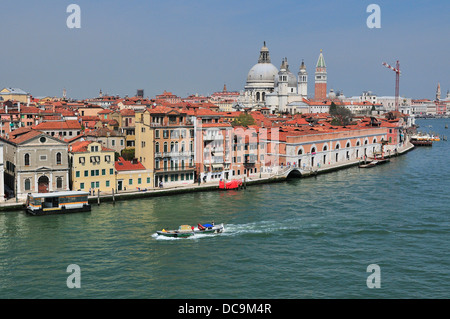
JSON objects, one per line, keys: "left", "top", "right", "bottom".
{"left": 33, "top": 120, "right": 82, "bottom": 130}
{"left": 115, "top": 157, "right": 145, "bottom": 171}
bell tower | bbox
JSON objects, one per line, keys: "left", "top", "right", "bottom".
{"left": 314, "top": 49, "right": 327, "bottom": 100}
{"left": 298, "top": 59, "right": 308, "bottom": 98}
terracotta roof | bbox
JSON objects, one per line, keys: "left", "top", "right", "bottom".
{"left": 70, "top": 140, "right": 115, "bottom": 153}
{"left": 33, "top": 120, "right": 82, "bottom": 130}
{"left": 4, "top": 130, "right": 57, "bottom": 145}
{"left": 70, "top": 140, "right": 91, "bottom": 153}
{"left": 115, "top": 157, "right": 146, "bottom": 171}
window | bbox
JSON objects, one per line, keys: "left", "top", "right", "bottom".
{"left": 80, "top": 183, "right": 84, "bottom": 189}
{"left": 105, "top": 155, "right": 111, "bottom": 163}
{"left": 56, "top": 152, "right": 62, "bottom": 165}
{"left": 76, "top": 171, "right": 80, "bottom": 178}
{"left": 155, "top": 142, "right": 160, "bottom": 153}
{"left": 155, "top": 130, "right": 160, "bottom": 138}
{"left": 79, "top": 157, "right": 85, "bottom": 164}
{"left": 24, "top": 178, "right": 31, "bottom": 191}
{"left": 110, "top": 168, "right": 114, "bottom": 175}
{"left": 56, "top": 177, "right": 63, "bottom": 189}
{"left": 102, "top": 169, "right": 106, "bottom": 176}
{"left": 40, "top": 155, "right": 47, "bottom": 161}
{"left": 106, "top": 180, "right": 110, "bottom": 187}
{"left": 84, "top": 170, "right": 88, "bottom": 177}
{"left": 24, "top": 154, "right": 30, "bottom": 166}
{"left": 138, "top": 178, "right": 142, "bottom": 185}
{"left": 146, "top": 177, "right": 150, "bottom": 184}
{"left": 129, "top": 179, "right": 133, "bottom": 185}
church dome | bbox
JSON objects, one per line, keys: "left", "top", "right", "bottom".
{"left": 245, "top": 42, "right": 278, "bottom": 87}
{"left": 247, "top": 63, "right": 278, "bottom": 84}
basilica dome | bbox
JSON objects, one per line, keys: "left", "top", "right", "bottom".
{"left": 245, "top": 42, "right": 278, "bottom": 88}
{"left": 246, "top": 63, "right": 279, "bottom": 84}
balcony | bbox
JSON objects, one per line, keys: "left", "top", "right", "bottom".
{"left": 162, "top": 151, "right": 193, "bottom": 157}
{"left": 204, "top": 134, "right": 223, "bottom": 141}
{"left": 154, "top": 165, "right": 195, "bottom": 172}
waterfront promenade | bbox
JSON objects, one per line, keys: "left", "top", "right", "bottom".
{"left": 0, "top": 141, "right": 414, "bottom": 212}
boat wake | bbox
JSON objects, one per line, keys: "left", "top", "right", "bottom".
{"left": 152, "top": 218, "right": 307, "bottom": 240}
{"left": 221, "top": 218, "right": 302, "bottom": 238}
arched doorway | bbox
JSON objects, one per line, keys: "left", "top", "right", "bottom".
{"left": 38, "top": 175, "right": 49, "bottom": 193}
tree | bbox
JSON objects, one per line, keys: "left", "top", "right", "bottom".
{"left": 329, "top": 102, "right": 338, "bottom": 115}
{"left": 231, "top": 112, "right": 255, "bottom": 127}
{"left": 121, "top": 148, "right": 135, "bottom": 161}
{"left": 329, "top": 103, "right": 352, "bottom": 126}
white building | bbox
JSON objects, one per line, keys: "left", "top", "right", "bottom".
{"left": 239, "top": 42, "right": 310, "bottom": 113}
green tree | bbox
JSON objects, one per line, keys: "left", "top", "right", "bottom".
{"left": 121, "top": 148, "right": 135, "bottom": 161}
{"left": 329, "top": 102, "right": 338, "bottom": 115}
{"left": 329, "top": 104, "right": 352, "bottom": 126}
{"left": 231, "top": 112, "right": 255, "bottom": 127}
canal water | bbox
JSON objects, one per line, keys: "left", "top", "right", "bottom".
{"left": 1, "top": 118, "right": 449, "bottom": 299}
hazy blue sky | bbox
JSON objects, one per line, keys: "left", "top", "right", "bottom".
{"left": 1, "top": 0, "right": 448, "bottom": 100}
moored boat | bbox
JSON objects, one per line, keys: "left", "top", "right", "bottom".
{"left": 359, "top": 153, "right": 390, "bottom": 168}
{"left": 25, "top": 191, "right": 91, "bottom": 216}
{"left": 410, "top": 138, "right": 433, "bottom": 146}
{"left": 219, "top": 179, "right": 242, "bottom": 190}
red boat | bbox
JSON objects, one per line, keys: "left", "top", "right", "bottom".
{"left": 219, "top": 179, "right": 243, "bottom": 190}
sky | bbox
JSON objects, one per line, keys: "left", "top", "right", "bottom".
{"left": 0, "top": 0, "right": 449, "bottom": 100}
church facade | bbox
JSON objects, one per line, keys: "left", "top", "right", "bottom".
{"left": 239, "top": 42, "right": 328, "bottom": 114}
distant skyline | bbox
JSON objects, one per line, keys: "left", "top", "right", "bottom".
{"left": 1, "top": 0, "right": 449, "bottom": 100}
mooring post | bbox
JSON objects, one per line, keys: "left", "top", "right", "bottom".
{"left": 97, "top": 190, "right": 100, "bottom": 206}
{"left": 112, "top": 188, "right": 115, "bottom": 205}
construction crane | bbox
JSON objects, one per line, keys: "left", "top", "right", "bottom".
{"left": 382, "top": 60, "right": 401, "bottom": 112}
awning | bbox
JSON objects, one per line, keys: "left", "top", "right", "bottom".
{"left": 212, "top": 164, "right": 224, "bottom": 169}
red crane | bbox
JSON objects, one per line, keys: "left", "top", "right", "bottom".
{"left": 382, "top": 60, "right": 401, "bottom": 112}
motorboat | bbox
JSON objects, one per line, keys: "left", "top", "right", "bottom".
{"left": 219, "top": 179, "right": 242, "bottom": 190}
{"left": 156, "top": 223, "right": 224, "bottom": 238}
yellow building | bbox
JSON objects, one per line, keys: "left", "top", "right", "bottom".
{"left": 134, "top": 109, "right": 155, "bottom": 173}
{"left": 69, "top": 140, "right": 116, "bottom": 193}
{"left": 134, "top": 106, "right": 196, "bottom": 188}
{"left": 115, "top": 156, "right": 152, "bottom": 191}
{"left": 0, "top": 87, "right": 30, "bottom": 103}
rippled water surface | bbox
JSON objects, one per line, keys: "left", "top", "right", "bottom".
{"left": 1, "top": 118, "right": 449, "bottom": 298}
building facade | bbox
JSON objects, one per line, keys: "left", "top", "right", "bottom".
{"left": 69, "top": 140, "right": 116, "bottom": 193}
{"left": 1, "top": 128, "right": 70, "bottom": 199}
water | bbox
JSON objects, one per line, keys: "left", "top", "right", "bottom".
{"left": 1, "top": 118, "right": 449, "bottom": 299}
